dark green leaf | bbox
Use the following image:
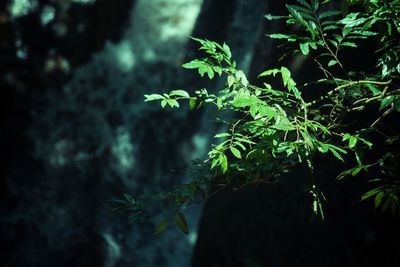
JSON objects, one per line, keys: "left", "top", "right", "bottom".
{"left": 296, "top": 0, "right": 312, "bottom": 9}
{"left": 154, "top": 219, "right": 169, "bottom": 235}
{"left": 380, "top": 96, "right": 394, "bottom": 110}
{"left": 394, "top": 98, "right": 400, "bottom": 112}
{"left": 174, "top": 211, "right": 189, "bottom": 234}
{"left": 374, "top": 191, "right": 384, "bottom": 208}
{"left": 351, "top": 166, "right": 363, "bottom": 176}
{"left": 319, "top": 10, "right": 341, "bottom": 19}
{"left": 189, "top": 98, "right": 196, "bottom": 110}
{"left": 365, "top": 84, "right": 381, "bottom": 95}
{"left": 311, "top": 0, "right": 319, "bottom": 11}
{"left": 323, "top": 25, "right": 339, "bottom": 31}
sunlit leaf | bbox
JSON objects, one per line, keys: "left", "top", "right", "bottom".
{"left": 230, "top": 146, "right": 241, "bottom": 159}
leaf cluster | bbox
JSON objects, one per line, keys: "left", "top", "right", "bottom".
{"left": 118, "top": 0, "right": 400, "bottom": 232}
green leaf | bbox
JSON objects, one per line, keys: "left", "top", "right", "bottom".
{"left": 301, "top": 132, "right": 315, "bottom": 150}
{"left": 215, "top": 133, "right": 231, "bottom": 138}
{"left": 349, "top": 136, "right": 357, "bottom": 148}
{"left": 280, "top": 66, "right": 292, "bottom": 86}
{"left": 198, "top": 65, "right": 207, "bottom": 77}
{"left": 189, "top": 98, "right": 197, "bottom": 110}
{"left": 329, "top": 39, "right": 338, "bottom": 47}
{"left": 299, "top": 43, "right": 310, "bottom": 55}
{"left": 323, "top": 25, "right": 339, "bottom": 31}
{"left": 182, "top": 59, "right": 206, "bottom": 69}
{"left": 154, "top": 219, "right": 169, "bottom": 235}
{"left": 123, "top": 193, "right": 134, "bottom": 204}
{"left": 394, "top": 98, "right": 400, "bottom": 112}
{"left": 249, "top": 104, "right": 259, "bottom": 118}
{"left": 144, "top": 94, "right": 165, "bottom": 102}
{"left": 167, "top": 99, "right": 180, "bottom": 108}
{"left": 170, "top": 90, "right": 190, "bottom": 98}
{"left": 342, "top": 26, "right": 352, "bottom": 36}
{"left": 286, "top": 5, "right": 315, "bottom": 21}
{"left": 206, "top": 67, "right": 215, "bottom": 79}
{"left": 280, "top": 67, "right": 298, "bottom": 94}
{"left": 258, "top": 105, "right": 277, "bottom": 119}
{"left": 374, "top": 191, "right": 384, "bottom": 208}
{"left": 222, "top": 43, "right": 232, "bottom": 59}
{"left": 351, "top": 166, "right": 363, "bottom": 176}
{"left": 336, "top": 169, "right": 352, "bottom": 180}
{"left": 258, "top": 68, "right": 280, "bottom": 77}
{"left": 380, "top": 95, "right": 394, "bottom": 110}
{"left": 309, "top": 42, "right": 318, "bottom": 49}
{"left": 211, "top": 158, "right": 219, "bottom": 169}
{"left": 265, "top": 14, "right": 288, "bottom": 21}
{"left": 326, "top": 144, "right": 347, "bottom": 161}
{"left": 287, "top": 5, "right": 308, "bottom": 27}
{"left": 219, "top": 153, "right": 228, "bottom": 173}
{"left": 311, "top": 0, "right": 319, "bottom": 11}
{"left": 365, "top": 84, "right": 381, "bottom": 95}
{"left": 272, "top": 116, "right": 296, "bottom": 131}
{"left": 161, "top": 99, "right": 167, "bottom": 108}
{"left": 174, "top": 211, "right": 189, "bottom": 234}
{"left": 341, "top": 42, "right": 357, "bottom": 47}
{"left": 230, "top": 146, "right": 241, "bottom": 159}
{"left": 319, "top": 10, "right": 341, "bottom": 19}
{"left": 296, "top": 0, "right": 312, "bottom": 9}
{"left": 235, "top": 137, "right": 256, "bottom": 145}
{"left": 361, "top": 186, "right": 384, "bottom": 200}
{"left": 233, "top": 141, "right": 246, "bottom": 151}
{"left": 328, "top": 60, "right": 337, "bottom": 67}
{"left": 235, "top": 70, "right": 249, "bottom": 87}
{"left": 227, "top": 75, "right": 236, "bottom": 87}
{"left": 317, "top": 142, "right": 329, "bottom": 153}
{"left": 267, "top": 33, "right": 295, "bottom": 40}
{"left": 213, "top": 66, "right": 223, "bottom": 76}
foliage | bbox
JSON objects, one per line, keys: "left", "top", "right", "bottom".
{"left": 116, "top": 0, "right": 400, "bottom": 234}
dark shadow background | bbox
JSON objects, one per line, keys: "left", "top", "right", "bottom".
{"left": 1, "top": 0, "right": 399, "bottom": 266}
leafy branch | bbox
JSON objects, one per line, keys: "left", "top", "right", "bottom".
{"left": 116, "top": 0, "right": 400, "bottom": 233}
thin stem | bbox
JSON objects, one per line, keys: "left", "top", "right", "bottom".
{"left": 312, "top": 9, "right": 347, "bottom": 75}
{"left": 307, "top": 79, "right": 392, "bottom": 107}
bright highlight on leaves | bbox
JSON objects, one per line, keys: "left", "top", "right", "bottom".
{"left": 120, "top": 0, "right": 400, "bottom": 234}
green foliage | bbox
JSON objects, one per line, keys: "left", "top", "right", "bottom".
{"left": 118, "top": 0, "right": 400, "bottom": 232}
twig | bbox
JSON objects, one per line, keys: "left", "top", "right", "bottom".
{"left": 371, "top": 103, "right": 395, "bottom": 128}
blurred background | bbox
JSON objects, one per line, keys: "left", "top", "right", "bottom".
{"left": 1, "top": 0, "right": 399, "bottom": 266}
